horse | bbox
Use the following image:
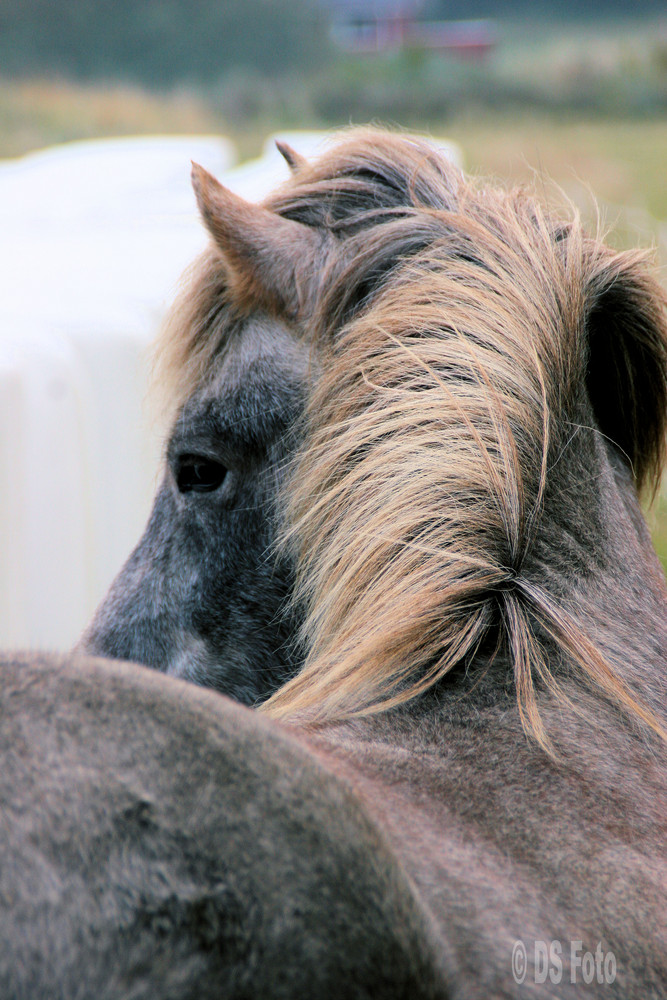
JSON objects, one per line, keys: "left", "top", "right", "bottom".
{"left": 4, "top": 129, "right": 667, "bottom": 996}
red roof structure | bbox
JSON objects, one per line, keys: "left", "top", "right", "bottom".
{"left": 322, "top": 1, "right": 498, "bottom": 60}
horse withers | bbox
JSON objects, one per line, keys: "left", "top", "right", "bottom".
{"left": 6, "top": 130, "right": 667, "bottom": 995}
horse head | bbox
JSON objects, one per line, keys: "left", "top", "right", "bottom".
{"left": 82, "top": 130, "right": 667, "bottom": 756}
{"left": 80, "top": 132, "right": 457, "bottom": 702}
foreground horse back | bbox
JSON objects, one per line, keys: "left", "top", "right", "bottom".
{"left": 0, "top": 652, "right": 446, "bottom": 999}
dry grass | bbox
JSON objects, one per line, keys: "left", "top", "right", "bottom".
{"left": 447, "top": 118, "right": 667, "bottom": 221}
{"left": 0, "top": 78, "right": 221, "bottom": 158}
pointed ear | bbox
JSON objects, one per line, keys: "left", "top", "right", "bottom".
{"left": 275, "top": 140, "right": 309, "bottom": 174}
{"left": 191, "top": 162, "right": 324, "bottom": 318}
{"left": 584, "top": 243, "right": 667, "bottom": 494}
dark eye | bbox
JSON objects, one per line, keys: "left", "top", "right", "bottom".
{"left": 176, "top": 455, "right": 227, "bottom": 494}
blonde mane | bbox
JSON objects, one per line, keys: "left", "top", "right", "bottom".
{"left": 158, "top": 130, "right": 667, "bottom": 751}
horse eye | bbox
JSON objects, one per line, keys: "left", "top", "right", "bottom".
{"left": 176, "top": 455, "right": 227, "bottom": 494}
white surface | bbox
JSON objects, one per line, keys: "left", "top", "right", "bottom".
{"left": 0, "top": 135, "right": 235, "bottom": 650}
{"left": 0, "top": 130, "right": 462, "bottom": 651}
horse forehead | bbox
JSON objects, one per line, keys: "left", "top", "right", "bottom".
{"left": 230, "top": 314, "right": 307, "bottom": 379}
{"left": 203, "top": 314, "right": 312, "bottom": 411}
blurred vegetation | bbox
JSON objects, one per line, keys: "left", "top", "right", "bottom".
{"left": 0, "top": 2, "right": 665, "bottom": 123}
{"left": 0, "top": 0, "right": 333, "bottom": 84}
{"left": 1, "top": 14, "right": 664, "bottom": 242}
{"left": 0, "top": 16, "right": 665, "bottom": 155}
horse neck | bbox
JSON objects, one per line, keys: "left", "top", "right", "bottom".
{"left": 528, "top": 426, "right": 667, "bottom": 685}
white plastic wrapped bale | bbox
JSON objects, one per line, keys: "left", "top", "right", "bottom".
{"left": 0, "top": 130, "right": 463, "bottom": 652}
{"left": 0, "top": 135, "right": 235, "bottom": 650}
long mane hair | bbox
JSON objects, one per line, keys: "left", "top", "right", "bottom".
{"left": 159, "top": 130, "right": 667, "bottom": 752}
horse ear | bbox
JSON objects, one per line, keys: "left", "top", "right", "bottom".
{"left": 191, "top": 162, "right": 324, "bottom": 318}
{"left": 584, "top": 243, "right": 667, "bottom": 494}
{"left": 275, "top": 140, "right": 308, "bottom": 174}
